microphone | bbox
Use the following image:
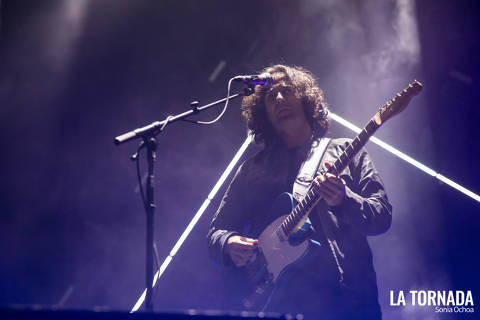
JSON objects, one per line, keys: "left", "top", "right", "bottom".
{"left": 233, "top": 72, "right": 273, "bottom": 88}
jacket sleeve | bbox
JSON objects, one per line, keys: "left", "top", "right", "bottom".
{"left": 207, "top": 162, "right": 250, "bottom": 265}
{"left": 333, "top": 147, "right": 392, "bottom": 236}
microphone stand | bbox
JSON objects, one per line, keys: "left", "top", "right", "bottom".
{"left": 114, "top": 86, "right": 254, "bottom": 312}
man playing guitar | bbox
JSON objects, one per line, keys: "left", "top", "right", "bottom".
{"left": 207, "top": 65, "right": 393, "bottom": 320}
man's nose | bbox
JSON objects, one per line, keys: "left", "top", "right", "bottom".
{"left": 275, "top": 91, "right": 285, "bottom": 102}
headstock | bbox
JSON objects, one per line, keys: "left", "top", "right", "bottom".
{"left": 373, "top": 80, "right": 423, "bottom": 125}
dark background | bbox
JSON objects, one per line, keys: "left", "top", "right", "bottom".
{"left": 0, "top": 1, "right": 478, "bottom": 319}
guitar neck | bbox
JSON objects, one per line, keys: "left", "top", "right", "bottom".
{"left": 329, "top": 118, "right": 380, "bottom": 174}
{"left": 280, "top": 117, "right": 381, "bottom": 237}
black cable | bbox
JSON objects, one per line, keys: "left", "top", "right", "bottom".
{"left": 183, "top": 77, "right": 236, "bottom": 125}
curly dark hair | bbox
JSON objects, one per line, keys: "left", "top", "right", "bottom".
{"left": 241, "top": 64, "right": 329, "bottom": 145}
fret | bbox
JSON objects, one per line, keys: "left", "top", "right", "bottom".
{"left": 297, "top": 200, "right": 304, "bottom": 214}
{"left": 304, "top": 196, "right": 312, "bottom": 208}
{"left": 291, "top": 213, "right": 299, "bottom": 225}
{"left": 286, "top": 222, "right": 292, "bottom": 232}
{"left": 291, "top": 209, "right": 298, "bottom": 220}
{"left": 332, "top": 160, "right": 342, "bottom": 174}
{"left": 357, "top": 129, "right": 369, "bottom": 144}
{"left": 333, "top": 157, "right": 344, "bottom": 172}
{"left": 296, "top": 205, "right": 305, "bottom": 219}
{"left": 292, "top": 208, "right": 299, "bottom": 221}
{"left": 289, "top": 213, "right": 295, "bottom": 223}
{"left": 285, "top": 216, "right": 291, "bottom": 225}
{"left": 365, "top": 120, "right": 379, "bottom": 135}
{"left": 335, "top": 156, "right": 344, "bottom": 168}
{"left": 340, "top": 152, "right": 349, "bottom": 166}
{"left": 292, "top": 206, "right": 299, "bottom": 217}
{"left": 290, "top": 210, "right": 297, "bottom": 222}
{"left": 285, "top": 221, "right": 291, "bottom": 232}
{"left": 300, "top": 197, "right": 307, "bottom": 208}
{"left": 304, "top": 191, "right": 312, "bottom": 205}
{"left": 292, "top": 214, "right": 301, "bottom": 225}
{"left": 351, "top": 136, "right": 361, "bottom": 150}
{"left": 344, "top": 143, "right": 355, "bottom": 158}
{"left": 310, "top": 190, "right": 316, "bottom": 201}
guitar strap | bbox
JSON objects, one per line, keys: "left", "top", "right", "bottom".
{"left": 292, "top": 137, "right": 330, "bottom": 202}
{"left": 292, "top": 137, "right": 346, "bottom": 283}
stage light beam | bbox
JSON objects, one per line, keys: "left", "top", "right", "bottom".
{"left": 329, "top": 112, "right": 480, "bottom": 203}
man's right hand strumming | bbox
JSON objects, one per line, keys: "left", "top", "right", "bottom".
{"left": 226, "top": 235, "right": 258, "bottom": 267}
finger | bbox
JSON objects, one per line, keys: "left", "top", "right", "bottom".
{"left": 313, "top": 177, "right": 325, "bottom": 192}
{"left": 240, "top": 237, "right": 258, "bottom": 244}
{"left": 314, "top": 175, "right": 340, "bottom": 194}
{"left": 230, "top": 240, "right": 256, "bottom": 248}
{"left": 317, "top": 186, "right": 336, "bottom": 200}
{"left": 230, "top": 243, "right": 257, "bottom": 251}
{"left": 324, "top": 173, "right": 345, "bottom": 185}
{"left": 323, "top": 174, "right": 345, "bottom": 190}
{"left": 324, "top": 172, "right": 338, "bottom": 180}
{"left": 314, "top": 175, "right": 326, "bottom": 185}
{"left": 236, "top": 238, "right": 258, "bottom": 247}
{"left": 324, "top": 161, "right": 339, "bottom": 174}
{"left": 317, "top": 189, "right": 340, "bottom": 206}
{"left": 322, "top": 180, "right": 344, "bottom": 195}
{"left": 321, "top": 185, "right": 344, "bottom": 204}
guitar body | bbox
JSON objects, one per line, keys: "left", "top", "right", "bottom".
{"left": 241, "top": 192, "right": 321, "bottom": 309}
{"left": 258, "top": 192, "right": 319, "bottom": 282}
